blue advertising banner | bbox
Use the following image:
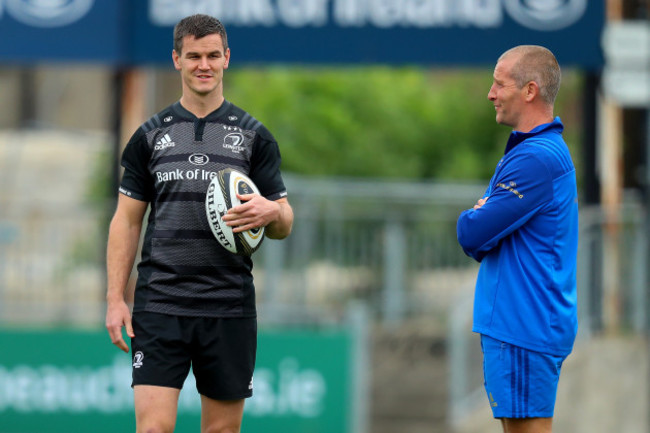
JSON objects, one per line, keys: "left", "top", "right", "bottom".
{"left": 132, "top": 0, "right": 605, "bottom": 68}
{"left": 0, "top": 0, "right": 125, "bottom": 64}
{"left": 0, "top": 0, "right": 604, "bottom": 68}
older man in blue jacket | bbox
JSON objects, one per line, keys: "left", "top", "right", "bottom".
{"left": 457, "top": 45, "right": 578, "bottom": 433}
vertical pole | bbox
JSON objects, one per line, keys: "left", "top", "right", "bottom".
{"left": 262, "top": 238, "right": 286, "bottom": 320}
{"left": 638, "top": 6, "right": 650, "bottom": 432}
{"left": 598, "top": 0, "right": 626, "bottom": 336}
{"left": 19, "top": 67, "right": 37, "bottom": 128}
{"left": 382, "top": 218, "right": 406, "bottom": 325}
{"left": 582, "top": 72, "right": 600, "bottom": 205}
{"left": 599, "top": 95, "right": 623, "bottom": 333}
{"left": 645, "top": 69, "right": 650, "bottom": 433}
{"left": 644, "top": 74, "right": 650, "bottom": 327}
{"left": 111, "top": 69, "right": 125, "bottom": 201}
{"left": 581, "top": 71, "right": 602, "bottom": 334}
{"left": 102, "top": 68, "right": 125, "bottom": 318}
{"left": 348, "top": 302, "right": 370, "bottom": 433}
{"left": 448, "top": 295, "right": 471, "bottom": 425}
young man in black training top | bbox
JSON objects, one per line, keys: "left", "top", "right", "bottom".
{"left": 105, "top": 14, "right": 293, "bottom": 433}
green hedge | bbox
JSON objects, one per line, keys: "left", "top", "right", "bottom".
{"left": 225, "top": 67, "right": 582, "bottom": 181}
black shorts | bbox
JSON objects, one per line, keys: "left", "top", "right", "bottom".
{"left": 131, "top": 311, "right": 257, "bottom": 400}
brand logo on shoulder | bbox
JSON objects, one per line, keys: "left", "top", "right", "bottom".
{"left": 497, "top": 181, "right": 524, "bottom": 199}
{"left": 189, "top": 153, "right": 209, "bottom": 166}
{"left": 164, "top": 116, "right": 173, "bottom": 123}
{"left": 154, "top": 133, "right": 175, "bottom": 151}
{"left": 133, "top": 351, "right": 144, "bottom": 369}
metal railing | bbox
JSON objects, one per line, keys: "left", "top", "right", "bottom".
{"left": 0, "top": 173, "right": 486, "bottom": 327}
{"left": 0, "top": 174, "right": 647, "bottom": 334}
{"left": 1, "top": 154, "right": 649, "bottom": 429}
{"left": 254, "top": 174, "right": 485, "bottom": 325}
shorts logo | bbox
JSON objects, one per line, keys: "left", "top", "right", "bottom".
{"left": 248, "top": 377, "right": 254, "bottom": 390}
{"left": 133, "top": 351, "right": 144, "bottom": 369}
{"left": 489, "top": 392, "right": 498, "bottom": 407}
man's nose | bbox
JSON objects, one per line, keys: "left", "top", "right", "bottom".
{"left": 199, "top": 56, "right": 210, "bottom": 69}
{"left": 487, "top": 85, "right": 496, "bottom": 101}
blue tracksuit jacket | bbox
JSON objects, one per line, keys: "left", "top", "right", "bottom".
{"left": 457, "top": 117, "right": 578, "bottom": 356}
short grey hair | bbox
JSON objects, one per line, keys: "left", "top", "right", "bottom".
{"left": 499, "top": 45, "right": 561, "bottom": 105}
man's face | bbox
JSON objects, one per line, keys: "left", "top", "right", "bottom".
{"left": 172, "top": 34, "right": 230, "bottom": 98}
{"left": 487, "top": 55, "right": 526, "bottom": 129}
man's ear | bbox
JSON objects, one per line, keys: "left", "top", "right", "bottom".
{"left": 223, "top": 48, "right": 231, "bottom": 70}
{"left": 172, "top": 49, "right": 181, "bottom": 71}
{"left": 524, "top": 81, "right": 539, "bottom": 102}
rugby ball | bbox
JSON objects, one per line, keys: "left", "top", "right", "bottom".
{"left": 205, "top": 168, "right": 265, "bottom": 256}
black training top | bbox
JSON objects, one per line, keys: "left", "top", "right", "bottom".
{"left": 119, "top": 100, "right": 287, "bottom": 318}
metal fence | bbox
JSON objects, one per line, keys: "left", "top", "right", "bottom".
{"left": 0, "top": 210, "right": 107, "bottom": 325}
{"left": 0, "top": 173, "right": 487, "bottom": 327}
{"left": 1, "top": 139, "right": 649, "bottom": 428}
{"left": 0, "top": 169, "right": 647, "bottom": 332}
{"left": 0, "top": 130, "right": 109, "bottom": 326}
{"left": 255, "top": 175, "right": 485, "bottom": 326}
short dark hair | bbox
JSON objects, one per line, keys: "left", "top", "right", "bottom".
{"left": 173, "top": 14, "right": 228, "bottom": 54}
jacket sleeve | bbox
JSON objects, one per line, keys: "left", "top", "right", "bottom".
{"left": 457, "top": 151, "right": 553, "bottom": 262}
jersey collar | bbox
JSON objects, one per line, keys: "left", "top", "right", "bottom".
{"left": 172, "top": 99, "right": 233, "bottom": 121}
{"left": 504, "top": 117, "right": 564, "bottom": 154}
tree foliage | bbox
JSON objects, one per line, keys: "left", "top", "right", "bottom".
{"left": 224, "top": 66, "right": 581, "bottom": 181}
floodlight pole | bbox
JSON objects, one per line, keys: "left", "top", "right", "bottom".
{"left": 111, "top": 69, "right": 125, "bottom": 202}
